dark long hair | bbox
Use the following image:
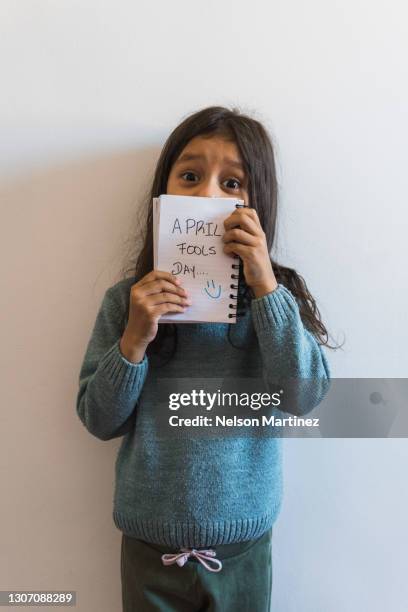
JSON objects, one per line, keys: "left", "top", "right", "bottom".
{"left": 119, "top": 105, "right": 342, "bottom": 366}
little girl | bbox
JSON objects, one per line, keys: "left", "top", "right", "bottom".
{"left": 76, "top": 105, "right": 336, "bottom": 612}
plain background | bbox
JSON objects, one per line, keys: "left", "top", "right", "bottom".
{"left": 1, "top": 1, "right": 407, "bottom": 611}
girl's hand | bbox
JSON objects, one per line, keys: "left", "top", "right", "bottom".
{"left": 120, "top": 270, "right": 191, "bottom": 362}
{"left": 222, "top": 208, "right": 278, "bottom": 298}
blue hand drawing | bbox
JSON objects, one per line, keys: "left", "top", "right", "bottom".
{"left": 204, "top": 279, "right": 221, "bottom": 299}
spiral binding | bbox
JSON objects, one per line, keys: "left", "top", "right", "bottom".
{"left": 228, "top": 202, "right": 249, "bottom": 319}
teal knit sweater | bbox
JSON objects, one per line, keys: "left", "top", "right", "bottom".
{"left": 76, "top": 278, "right": 330, "bottom": 548}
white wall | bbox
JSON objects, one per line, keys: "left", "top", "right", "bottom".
{"left": 1, "top": 1, "right": 407, "bottom": 610}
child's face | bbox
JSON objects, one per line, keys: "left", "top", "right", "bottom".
{"left": 166, "top": 135, "right": 249, "bottom": 204}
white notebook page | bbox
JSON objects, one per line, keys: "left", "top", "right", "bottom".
{"left": 153, "top": 194, "right": 244, "bottom": 323}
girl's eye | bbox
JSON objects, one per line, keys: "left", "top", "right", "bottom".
{"left": 180, "top": 172, "right": 242, "bottom": 190}
{"left": 223, "top": 178, "right": 241, "bottom": 190}
{"left": 181, "top": 172, "right": 197, "bottom": 182}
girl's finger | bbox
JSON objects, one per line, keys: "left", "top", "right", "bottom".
{"left": 138, "top": 279, "right": 187, "bottom": 297}
{"left": 223, "top": 242, "right": 252, "bottom": 259}
{"left": 147, "top": 291, "right": 192, "bottom": 307}
{"left": 222, "top": 227, "right": 259, "bottom": 247}
{"left": 223, "top": 210, "right": 261, "bottom": 236}
{"left": 137, "top": 269, "right": 181, "bottom": 288}
{"left": 153, "top": 303, "right": 187, "bottom": 316}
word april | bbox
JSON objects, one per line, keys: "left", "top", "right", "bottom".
{"left": 171, "top": 218, "right": 221, "bottom": 236}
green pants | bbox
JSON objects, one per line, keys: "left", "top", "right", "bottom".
{"left": 121, "top": 527, "right": 273, "bottom": 612}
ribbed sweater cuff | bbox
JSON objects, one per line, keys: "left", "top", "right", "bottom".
{"left": 251, "top": 283, "right": 301, "bottom": 332}
{"left": 98, "top": 338, "right": 148, "bottom": 395}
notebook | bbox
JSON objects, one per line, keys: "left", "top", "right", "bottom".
{"left": 153, "top": 194, "right": 245, "bottom": 323}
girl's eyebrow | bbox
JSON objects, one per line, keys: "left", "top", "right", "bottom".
{"left": 175, "top": 153, "right": 244, "bottom": 170}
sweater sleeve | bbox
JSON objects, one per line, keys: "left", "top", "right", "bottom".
{"left": 250, "top": 283, "right": 331, "bottom": 416}
{"left": 76, "top": 286, "right": 149, "bottom": 441}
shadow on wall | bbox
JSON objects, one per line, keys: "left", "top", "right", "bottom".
{"left": 0, "top": 146, "right": 161, "bottom": 297}
{"left": 1, "top": 147, "right": 167, "bottom": 611}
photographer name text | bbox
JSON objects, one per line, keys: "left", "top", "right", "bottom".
{"left": 169, "top": 415, "right": 320, "bottom": 428}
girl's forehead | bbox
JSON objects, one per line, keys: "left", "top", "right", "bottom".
{"left": 182, "top": 134, "right": 237, "bottom": 152}
{"left": 176, "top": 135, "right": 243, "bottom": 165}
